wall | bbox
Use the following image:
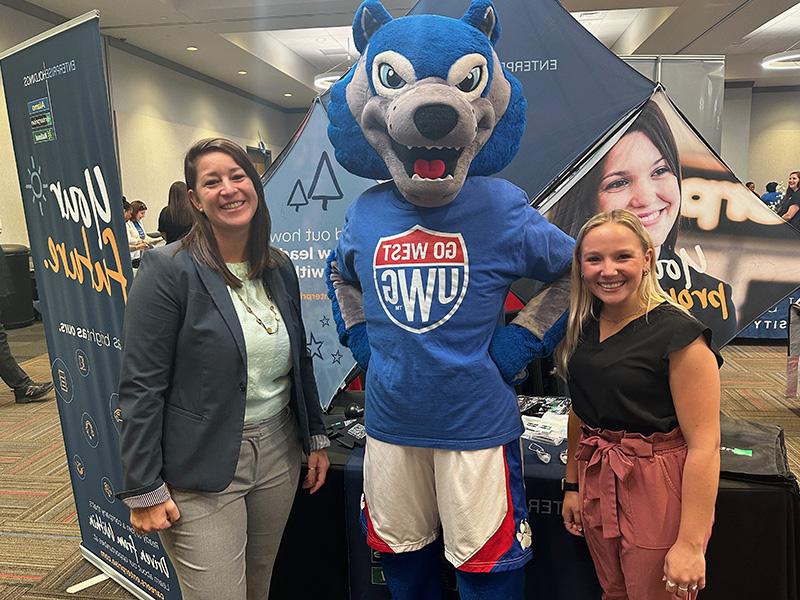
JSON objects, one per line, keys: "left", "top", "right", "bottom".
{"left": 747, "top": 88, "right": 800, "bottom": 193}
{"left": 720, "top": 85, "right": 752, "bottom": 183}
{"left": 0, "top": 5, "right": 303, "bottom": 246}
{"left": 109, "top": 48, "right": 302, "bottom": 234}
{"left": 0, "top": 4, "right": 57, "bottom": 246}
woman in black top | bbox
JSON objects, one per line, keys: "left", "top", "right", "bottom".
{"left": 557, "top": 209, "right": 721, "bottom": 599}
{"left": 778, "top": 171, "right": 800, "bottom": 228}
{"left": 158, "top": 181, "right": 194, "bottom": 244}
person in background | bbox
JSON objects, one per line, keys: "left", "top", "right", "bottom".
{"left": 158, "top": 181, "right": 194, "bottom": 244}
{"left": 0, "top": 218, "right": 54, "bottom": 403}
{"left": 761, "top": 182, "right": 782, "bottom": 208}
{"left": 745, "top": 181, "right": 757, "bottom": 195}
{"left": 122, "top": 198, "right": 132, "bottom": 222}
{"left": 777, "top": 171, "right": 800, "bottom": 228}
{"left": 126, "top": 200, "right": 151, "bottom": 268}
{"left": 117, "top": 138, "right": 329, "bottom": 600}
{"left": 559, "top": 209, "right": 721, "bottom": 600}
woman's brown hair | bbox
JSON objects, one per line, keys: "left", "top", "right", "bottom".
{"left": 181, "top": 138, "right": 280, "bottom": 288}
{"left": 130, "top": 200, "right": 148, "bottom": 221}
{"left": 165, "top": 181, "right": 194, "bottom": 230}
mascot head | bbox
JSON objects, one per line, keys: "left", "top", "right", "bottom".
{"left": 328, "top": 0, "right": 527, "bottom": 207}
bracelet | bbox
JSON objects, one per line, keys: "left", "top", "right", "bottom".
{"left": 561, "top": 478, "right": 579, "bottom": 493}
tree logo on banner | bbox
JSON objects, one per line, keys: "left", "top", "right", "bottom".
{"left": 287, "top": 180, "right": 308, "bottom": 211}
{"left": 286, "top": 151, "right": 343, "bottom": 212}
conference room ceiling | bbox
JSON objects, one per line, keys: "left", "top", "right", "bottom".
{"left": 15, "top": 0, "right": 800, "bottom": 111}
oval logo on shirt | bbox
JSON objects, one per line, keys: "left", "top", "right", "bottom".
{"left": 373, "top": 225, "right": 469, "bottom": 334}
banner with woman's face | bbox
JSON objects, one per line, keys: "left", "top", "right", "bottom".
{"left": 544, "top": 89, "right": 800, "bottom": 345}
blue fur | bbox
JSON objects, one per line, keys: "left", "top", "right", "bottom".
{"left": 461, "top": 0, "right": 501, "bottom": 45}
{"left": 328, "top": 67, "right": 391, "bottom": 180}
{"left": 327, "top": 0, "right": 526, "bottom": 180}
{"left": 469, "top": 73, "right": 526, "bottom": 176}
{"left": 489, "top": 311, "right": 568, "bottom": 385}
{"left": 324, "top": 250, "right": 349, "bottom": 346}
{"left": 456, "top": 569, "right": 524, "bottom": 600}
{"left": 364, "top": 16, "right": 496, "bottom": 96}
{"left": 379, "top": 543, "right": 443, "bottom": 600}
{"left": 352, "top": 0, "right": 392, "bottom": 53}
{"left": 324, "top": 250, "right": 371, "bottom": 370}
{"left": 346, "top": 322, "right": 371, "bottom": 371}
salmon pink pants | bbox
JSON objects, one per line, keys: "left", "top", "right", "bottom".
{"left": 576, "top": 426, "right": 710, "bottom": 600}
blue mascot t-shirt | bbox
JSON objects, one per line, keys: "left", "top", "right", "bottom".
{"left": 336, "top": 176, "right": 574, "bottom": 450}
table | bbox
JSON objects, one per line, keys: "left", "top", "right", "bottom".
{"left": 270, "top": 425, "right": 799, "bottom": 600}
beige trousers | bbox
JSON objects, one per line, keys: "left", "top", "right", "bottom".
{"left": 159, "top": 407, "right": 301, "bottom": 600}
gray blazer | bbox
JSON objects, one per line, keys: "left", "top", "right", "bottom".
{"left": 117, "top": 243, "right": 325, "bottom": 502}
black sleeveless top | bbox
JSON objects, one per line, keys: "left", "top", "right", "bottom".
{"left": 567, "top": 302, "right": 723, "bottom": 435}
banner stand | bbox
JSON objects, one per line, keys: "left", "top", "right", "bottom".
{"left": 79, "top": 546, "right": 155, "bottom": 600}
{"left": 0, "top": 12, "right": 179, "bottom": 600}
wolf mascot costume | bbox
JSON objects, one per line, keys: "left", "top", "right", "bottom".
{"left": 326, "top": 1, "right": 574, "bottom": 597}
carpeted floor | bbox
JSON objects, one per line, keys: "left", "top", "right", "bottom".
{"left": 0, "top": 336, "right": 798, "bottom": 599}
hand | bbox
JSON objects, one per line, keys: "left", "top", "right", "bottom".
{"left": 561, "top": 491, "right": 583, "bottom": 537}
{"left": 489, "top": 324, "right": 541, "bottom": 384}
{"left": 663, "top": 539, "right": 706, "bottom": 598}
{"left": 346, "top": 323, "right": 371, "bottom": 371}
{"left": 130, "top": 499, "right": 181, "bottom": 535}
{"left": 303, "top": 449, "right": 330, "bottom": 494}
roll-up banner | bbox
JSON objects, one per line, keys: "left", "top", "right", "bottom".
{"left": 0, "top": 14, "right": 179, "bottom": 599}
{"left": 264, "top": 99, "right": 376, "bottom": 409}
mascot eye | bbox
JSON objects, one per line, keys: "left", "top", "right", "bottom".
{"left": 378, "top": 63, "right": 406, "bottom": 89}
{"left": 456, "top": 66, "right": 483, "bottom": 93}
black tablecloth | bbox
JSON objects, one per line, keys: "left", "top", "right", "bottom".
{"left": 270, "top": 420, "right": 799, "bottom": 600}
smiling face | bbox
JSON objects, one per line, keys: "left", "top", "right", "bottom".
{"left": 188, "top": 151, "right": 258, "bottom": 241}
{"left": 580, "top": 222, "right": 653, "bottom": 311}
{"left": 596, "top": 131, "right": 680, "bottom": 249}
{"left": 789, "top": 172, "right": 799, "bottom": 190}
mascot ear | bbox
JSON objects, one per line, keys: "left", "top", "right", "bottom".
{"left": 462, "top": 0, "right": 501, "bottom": 45}
{"left": 353, "top": 0, "right": 393, "bottom": 53}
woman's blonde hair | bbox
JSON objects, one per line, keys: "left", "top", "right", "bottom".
{"left": 554, "top": 209, "right": 682, "bottom": 378}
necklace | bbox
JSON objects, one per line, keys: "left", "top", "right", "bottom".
{"left": 599, "top": 307, "right": 645, "bottom": 325}
{"left": 233, "top": 288, "right": 280, "bottom": 335}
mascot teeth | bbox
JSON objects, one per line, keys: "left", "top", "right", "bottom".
{"left": 390, "top": 140, "right": 464, "bottom": 180}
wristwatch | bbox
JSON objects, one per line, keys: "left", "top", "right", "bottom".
{"left": 561, "top": 478, "right": 579, "bottom": 493}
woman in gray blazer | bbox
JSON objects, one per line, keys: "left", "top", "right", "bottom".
{"left": 117, "top": 138, "right": 329, "bottom": 600}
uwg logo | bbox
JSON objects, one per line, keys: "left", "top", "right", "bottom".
{"left": 373, "top": 226, "right": 469, "bottom": 334}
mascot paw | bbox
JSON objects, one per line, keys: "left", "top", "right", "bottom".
{"left": 489, "top": 324, "right": 542, "bottom": 384}
{"left": 490, "top": 312, "right": 569, "bottom": 384}
{"left": 516, "top": 519, "right": 532, "bottom": 550}
{"left": 347, "top": 322, "right": 371, "bottom": 371}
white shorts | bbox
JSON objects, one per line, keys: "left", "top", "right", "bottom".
{"left": 360, "top": 435, "right": 532, "bottom": 573}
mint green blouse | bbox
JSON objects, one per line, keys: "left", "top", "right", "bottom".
{"left": 226, "top": 262, "right": 292, "bottom": 423}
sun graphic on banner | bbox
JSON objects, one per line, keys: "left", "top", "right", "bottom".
{"left": 24, "top": 155, "right": 46, "bottom": 216}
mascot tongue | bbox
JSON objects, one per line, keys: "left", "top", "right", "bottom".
{"left": 414, "top": 159, "right": 446, "bottom": 179}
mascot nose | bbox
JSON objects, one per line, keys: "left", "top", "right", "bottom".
{"left": 413, "top": 104, "right": 459, "bottom": 141}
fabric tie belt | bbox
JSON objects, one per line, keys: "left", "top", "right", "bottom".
{"left": 576, "top": 428, "right": 684, "bottom": 539}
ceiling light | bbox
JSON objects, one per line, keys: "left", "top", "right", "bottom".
{"left": 186, "top": 46, "right": 198, "bottom": 52}
{"left": 284, "top": 93, "right": 293, "bottom": 97}
{"left": 238, "top": 70, "right": 247, "bottom": 75}
{"left": 762, "top": 50, "right": 800, "bottom": 70}
{"left": 314, "top": 72, "right": 344, "bottom": 92}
